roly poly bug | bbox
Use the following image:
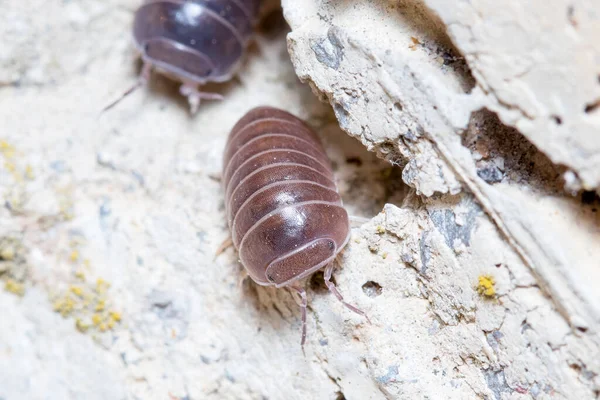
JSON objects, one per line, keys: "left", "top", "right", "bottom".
{"left": 104, "top": 0, "right": 262, "bottom": 113}
{"left": 222, "top": 106, "right": 370, "bottom": 345}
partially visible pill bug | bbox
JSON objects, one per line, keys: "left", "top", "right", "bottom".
{"left": 222, "top": 106, "right": 370, "bottom": 345}
{"left": 104, "top": 0, "right": 262, "bottom": 113}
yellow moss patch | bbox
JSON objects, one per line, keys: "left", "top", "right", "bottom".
{"left": 95, "top": 299, "right": 105, "bottom": 312}
{"left": 477, "top": 275, "right": 496, "bottom": 298}
{"left": 4, "top": 279, "right": 25, "bottom": 296}
{"left": 75, "top": 318, "right": 90, "bottom": 333}
{"left": 4, "top": 161, "right": 16, "bottom": 173}
{"left": 69, "top": 250, "right": 79, "bottom": 262}
{"left": 0, "top": 140, "right": 16, "bottom": 158}
{"left": 52, "top": 274, "right": 121, "bottom": 335}
{"left": 24, "top": 164, "right": 34, "bottom": 180}
{"left": 91, "top": 313, "right": 103, "bottom": 326}
{"left": 51, "top": 249, "right": 121, "bottom": 335}
{"left": 0, "top": 245, "right": 15, "bottom": 261}
{"left": 69, "top": 285, "right": 84, "bottom": 297}
{"left": 95, "top": 278, "right": 110, "bottom": 294}
{"left": 53, "top": 295, "right": 76, "bottom": 316}
{"left": 375, "top": 225, "right": 386, "bottom": 234}
{"left": 109, "top": 311, "right": 121, "bottom": 322}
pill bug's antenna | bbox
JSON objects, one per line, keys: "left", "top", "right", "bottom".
{"left": 100, "top": 62, "right": 152, "bottom": 114}
{"left": 289, "top": 284, "right": 308, "bottom": 347}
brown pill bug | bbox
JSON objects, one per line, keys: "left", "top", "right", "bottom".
{"left": 104, "top": 0, "right": 262, "bottom": 113}
{"left": 222, "top": 106, "right": 370, "bottom": 345}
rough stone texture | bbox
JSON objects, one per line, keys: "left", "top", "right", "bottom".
{"left": 283, "top": 0, "right": 600, "bottom": 398}
{"left": 1, "top": 1, "right": 599, "bottom": 400}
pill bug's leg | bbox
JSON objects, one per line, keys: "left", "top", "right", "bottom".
{"left": 289, "top": 284, "right": 308, "bottom": 346}
{"left": 324, "top": 263, "right": 371, "bottom": 324}
{"left": 236, "top": 268, "right": 250, "bottom": 290}
{"left": 179, "top": 82, "right": 224, "bottom": 114}
{"left": 213, "top": 236, "right": 233, "bottom": 260}
{"left": 101, "top": 62, "right": 152, "bottom": 113}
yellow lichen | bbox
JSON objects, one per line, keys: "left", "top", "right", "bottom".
{"left": 0, "top": 140, "right": 16, "bottom": 158}
{"left": 95, "top": 299, "right": 106, "bottom": 312}
{"left": 375, "top": 225, "right": 386, "bottom": 234}
{"left": 69, "top": 285, "right": 84, "bottom": 297}
{"left": 53, "top": 295, "right": 76, "bottom": 316}
{"left": 75, "top": 318, "right": 90, "bottom": 333}
{"left": 91, "top": 313, "right": 102, "bottom": 326}
{"left": 477, "top": 275, "right": 496, "bottom": 298}
{"left": 24, "top": 164, "right": 34, "bottom": 180}
{"left": 109, "top": 311, "right": 122, "bottom": 322}
{"left": 95, "top": 278, "right": 110, "bottom": 294}
{"left": 4, "top": 161, "right": 17, "bottom": 175}
{"left": 4, "top": 279, "right": 25, "bottom": 296}
{"left": 52, "top": 267, "right": 121, "bottom": 334}
{"left": 69, "top": 250, "right": 79, "bottom": 262}
{"left": 0, "top": 245, "right": 15, "bottom": 261}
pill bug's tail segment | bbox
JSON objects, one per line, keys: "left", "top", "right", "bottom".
{"left": 179, "top": 82, "right": 224, "bottom": 115}
{"left": 324, "top": 263, "right": 371, "bottom": 324}
{"left": 100, "top": 62, "right": 152, "bottom": 114}
{"left": 290, "top": 284, "right": 308, "bottom": 347}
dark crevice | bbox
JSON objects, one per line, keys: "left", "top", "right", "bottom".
{"left": 394, "top": 0, "right": 476, "bottom": 93}
{"left": 335, "top": 392, "right": 346, "bottom": 400}
{"left": 584, "top": 99, "right": 600, "bottom": 114}
{"left": 462, "top": 108, "right": 566, "bottom": 194}
{"left": 316, "top": 109, "right": 408, "bottom": 218}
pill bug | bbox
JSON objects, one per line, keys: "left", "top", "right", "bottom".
{"left": 104, "top": 0, "right": 262, "bottom": 113}
{"left": 222, "top": 106, "right": 369, "bottom": 345}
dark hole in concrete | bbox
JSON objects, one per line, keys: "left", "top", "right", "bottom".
{"left": 345, "top": 156, "right": 363, "bottom": 166}
{"left": 584, "top": 99, "right": 600, "bottom": 114}
{"left": 581, "top": 191, "right": 597, "bottom": 204}
{"left": 335, "top": 391, "right": 346, "bottom": 400}
{"left": 551, "top": 115, "right": 563, "bottom": 125}
{"left": 310, "top": 270, "right": 333, "bottom": 293}
{"left": 362, "top": 281, "right": 383, "bottom": 297}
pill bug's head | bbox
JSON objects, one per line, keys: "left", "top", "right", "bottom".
{"left": 265, "top": 238, "right": 338, "bottom": 288}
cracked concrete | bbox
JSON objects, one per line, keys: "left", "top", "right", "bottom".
{"left": 283, "top": 0, "right": 600, "bottom": 398}
{"left": 1, "top": 0, "right": 599, "bottom": 399}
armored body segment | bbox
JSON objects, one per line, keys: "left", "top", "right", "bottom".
{"left": 222, "top": 107, "right": 350, "bottom": 287}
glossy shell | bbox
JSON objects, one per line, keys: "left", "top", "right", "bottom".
{"left": 223, "top": 107, "right": 351, "bottom": 288}
{"left": 133, "top": 0, "right": 262, "bottom": 84}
